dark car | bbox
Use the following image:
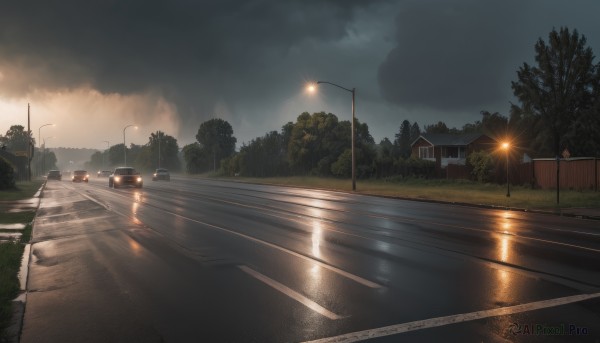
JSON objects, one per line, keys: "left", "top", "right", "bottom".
{"left": 47, "top": 170, "right": 62, "bottom": 181}
{"left": 109, "top": 167, "right": 143, "bottom": 188}
{"left": 72, "top": 170, "right": 89, "bottom": 183}
{"left": 152, "top": 168, "right": 170, "bottom": 181}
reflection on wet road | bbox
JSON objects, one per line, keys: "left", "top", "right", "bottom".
{"left": 20, "top": 177, "right": 600, "bottom": 342}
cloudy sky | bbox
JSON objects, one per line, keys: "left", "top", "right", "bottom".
{"left": 1, "top": 0, "right": 599, "bottom": 149}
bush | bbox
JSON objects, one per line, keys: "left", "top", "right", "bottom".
{"left": 467, "top": 151, "right": 494, "bottom": 182}
{"left": 0, "top": 157, "right": 16, "bottom": 190}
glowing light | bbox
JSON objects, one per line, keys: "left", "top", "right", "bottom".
{"left": 307, "top": 83, "right": 317, "bottom": 93}
{"left": 502, "top": 142, "right": 510, "bottom": 150}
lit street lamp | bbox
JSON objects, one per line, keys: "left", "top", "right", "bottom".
{"left": 502, "top": 142, "right": 510, "bottom": 197}
{"left": 123, "top": 124, "right": 137, "bottom": 166}
{"left": 308, "top": 81, "right": 357, "bottom": 191}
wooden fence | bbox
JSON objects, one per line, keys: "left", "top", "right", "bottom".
{"left": 446, "top": 157, "right": 599, "bottom": 191}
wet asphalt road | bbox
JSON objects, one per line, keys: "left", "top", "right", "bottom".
{"left": 20, "top": 176, "right": 600, "bottom": 342}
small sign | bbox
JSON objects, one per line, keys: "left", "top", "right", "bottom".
{"left": 14, "top": 151, "right": 28, "bottom": 157}
{"left": 562, "top": 148, "right": 570, "bottom": 159}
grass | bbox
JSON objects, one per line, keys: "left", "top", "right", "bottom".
{"left": 0, "top": 241, "right": 23, "bottom": 341}
{"left": 0, "top": 212, "right": 36, "bottom": 225}
{"left": 0, "top": 180, "right": 43, "bottom": 202}
{"left": 216, "top": 176, "right": 600, "bottom": 210}
{"left": 0, "top": 180, "right": 42, "bottom": 341}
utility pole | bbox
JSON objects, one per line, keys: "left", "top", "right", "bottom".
{"left": 27, "top": 103, "right": 31, "bottom": 181}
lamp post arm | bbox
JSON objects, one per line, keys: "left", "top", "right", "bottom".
{"left": 317, "top": 81, "right": 354, "bottom": 93}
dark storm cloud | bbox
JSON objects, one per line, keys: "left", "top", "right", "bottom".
{"left": 377, "top": 0, "right": 600, "bottom": 113}
{"left": 0, "top": 0, "right": 381, "bottom": 121}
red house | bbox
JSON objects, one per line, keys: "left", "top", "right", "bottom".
{"left": 411, "top": 133, "right": 496, "bottom": 169}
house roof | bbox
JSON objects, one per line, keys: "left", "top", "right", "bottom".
{"left": 411, "top": 133, "right": 488, "bottom": 147}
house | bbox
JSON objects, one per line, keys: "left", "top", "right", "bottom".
{"left": 411, "top": 133, "right": 496, "bottom": 168}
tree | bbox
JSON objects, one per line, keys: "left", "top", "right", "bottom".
{"left": 146, "top": 131, "right": 180, "bottom": 171}
{"left": 409, "top": 122, "right": 421, "bottom": 145}
{"left": 394, "top": 120, "right": 412, "bottom": 158}
{"left": 0, "top": 156, "right": 16, "bottom": 189}
{"left": 1, "top": 125, "right": 33, "bottom": 152}
{"left": 424, "top": 121, "right": 450, "bottom": 134}
{"left": 196, "top": 119, "right": 237, "bottom": 172}
{"left": 182, "top": 142, "right": 209, "bottom": 173}
{"left": 512, "top": 27, "right": 599, "bottom": 157}
{"left": 287, "top": 112, "right": 342, "bottom": 174}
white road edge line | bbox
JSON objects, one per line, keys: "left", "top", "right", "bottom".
{"left": 303, "top": 292, "right": 600, "bottom": 343}
{"left": 163, "top": 209, "right": 382, "bottom": 289}
{"left": 238, "top": 265, "right": 345, "bottom": 320}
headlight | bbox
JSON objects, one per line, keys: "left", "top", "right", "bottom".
{"left": 114, "top": 176, "right": 121, "bottom": 182}
{"left": 86, "top": 174, "right": 89, "bottom": 178}
{"left": 137, "top": 177, "right": 142, "bottom": 182}
{"left": 153, "top": 173, "right": 157, "bottom": 177}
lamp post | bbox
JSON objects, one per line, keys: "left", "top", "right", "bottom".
{"left": 310, "top": 81, "right": 356, "bottom": 191}
{"left": 38, "top": 123, "right": 54, "bottom": 176}
{"left": 502, "top": 142, "right": 510, "bottom": 197}
{"left": 123, "top": 124, "right": 136, "bottom": 166}
{"left": 102, "top": 140, "right": 110, "bottom": 169}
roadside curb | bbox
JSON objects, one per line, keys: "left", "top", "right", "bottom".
{"left": 6, "top": 181, "right": 45, "bottom": 343}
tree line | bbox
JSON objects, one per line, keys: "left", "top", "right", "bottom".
{"left": 3, "top": 27, "right": 599, "bottom": 183}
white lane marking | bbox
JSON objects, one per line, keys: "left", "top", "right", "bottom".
{"left": 303, "top": 292, "right": 600, "bottom": 342}
{"left": 238, "top": 265, "right": 345, "bottom": 320}
{"left": 160, "top": 209, "right": 383, "bottom": 289}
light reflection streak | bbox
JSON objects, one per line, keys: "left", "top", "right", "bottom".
{"left": 312, "top": 220, "right": 322, "bottom": 258}
{"left": 494, "top": 210, "right": 515, "bottom": 308}
{"left": 131, "top": 191, "right": 142, "bottom": 225}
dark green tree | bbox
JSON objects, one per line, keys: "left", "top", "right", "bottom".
{"left": 1, "top": 125, "right": 33, "bottom": 152}
{"left": 394, "top": 120, "right": 412, "bottom": 158}
{"left": 147, "top": 131, "right": 180, "bottom": 171}
{"left": 424, "top": 121, "right": 450, "bottom": 134}
{"left": 196, "top": 119, "right": 237, "bottom": 172}
{"left": 182, "top": 142, "right": 209, "bottom": 173}
{"left": 512, "top": 27, "right": 599, "bottom": 157}
{"left": 409, "top": 122, "right": 421, "bottom": 145}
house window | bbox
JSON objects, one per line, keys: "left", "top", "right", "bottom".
{"left": 419, "top": 146, "right": 433, "bottom": 159}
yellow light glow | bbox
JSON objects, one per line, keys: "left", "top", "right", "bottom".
{"left": 502, "top": 142, "right": 510, "bottom": 150}
{"left": 307, "top": 84, "right": 316, "bottom": 93}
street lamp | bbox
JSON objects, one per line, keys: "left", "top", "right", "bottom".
{"left": 38, "top": 123, "right": 54, "bottom": 176}
{"left": 123, "top": 124, "right": 137, "bottom": 166}
{"left": 502, "top": 142, "right": 510, "bottom": 197}
{"left": 309, "top": 81, "right": 357, "bottom": 191}
{"left": 102, "top": 140, "right": 110, "bottom": 169}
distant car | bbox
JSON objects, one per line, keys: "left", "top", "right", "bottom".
{"left": 97, "top": 170, "right": 112, "bottom": 178}
{"left": 72, "top": 170, "right": 89, "bottom": 183}
{"left": 47, "top": 170, "right": 62, "bottom": 181}
{"left": 109, "top": 167, "right": 143, "bottom": 188}
{"left": 152, "top": 168, "right": 170, "bottom": 181}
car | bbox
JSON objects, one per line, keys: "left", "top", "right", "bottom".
{"left": 97, "top": 170, "right": 112, "bottom": 178}
{"left": 109, "top": 167, "right": 143, "bottom": 188}
{"left": 152, "top": 168, "right": 170, "bottom": 181}
{"left": 47, "top": 170, "right": 62, "bottom": 181}
{"left": 72, "top": 170, "right": 89, "bottom": 183}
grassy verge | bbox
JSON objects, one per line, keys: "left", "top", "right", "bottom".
{"left": 216, "top": 176, "right": 600, "bottom": 210}
{"left": 0, "top": 241, "right": 23, "bottom": 341}
{"left": 0, "top": 180, "right": 43, "bottom": 202}
{"left": 0, "top": 180, "right": 42, "bottom": 341}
